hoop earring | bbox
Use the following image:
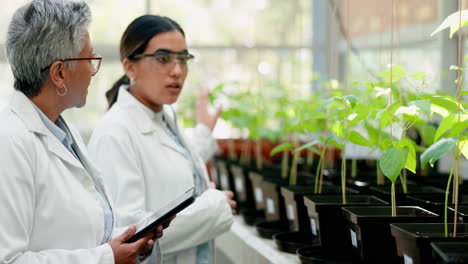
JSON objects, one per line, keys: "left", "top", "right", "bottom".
{"left": 57, "top": 84, "right": 67, "bottom": 96}
{"left": 130, "top": 78, "right": 136, "bottom": 87}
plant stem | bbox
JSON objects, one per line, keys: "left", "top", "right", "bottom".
{"left": 306, "top": 150, "right": 314, "bottom": 172}
{"left": 444, "top": 163, "right": 455, "bottom": 237}
{"left": 289, "top": 152, "right": 299, "bottom": 186}
{"left": 341, "top": 144, "right": 347, "bottom": 205}
{"left": 314, "top": 149, "right": 325, "bottom": 194}
{"left": 391, "top": 183, "right": 396, "bottom": 217}
{"left": 319, "top": 148, "right": 327, "bottom": 194}
{"left": 351, "top": 158, "right": 357, "bottom": 178}
{"left": 281, "top": 150, "right": 289, "bottom": 179}
{"left": 453, "top": 157, "right": 460, "bottom": 237}
{"left": 255, "top": 139, "right": 262, "bottom": 171}
{"left": 399, "top": 171, "right": 407, "bottom": 194}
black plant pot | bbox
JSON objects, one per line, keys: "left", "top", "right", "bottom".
{"left": 342, "top": 206, "right": 439, "bottom": 264}
{"left": 229, "top": 163, "right": 255, "bottom": 209}
{"left": 431, "top": 241, "right": 468, "bottom": 264}
{"left": 391, "top": 223, "right": 468, "bottom": 264}
{"left": 281, "top": 183, "right": 359, "bottom": 232}
{"left": 255, "top": 219, "right": 290, "bottom": 239}
{"left": 370, "top": 185, "right": 445, "bottom": 203}
{"left": 450, "top": 206, "right": 468, "bottom": 223}
{"left": 214, "top": 158, "right": 235, "bottom": 193}
{"left": 303, "top": 195, "right": 386, "bottom": 259}
{"left": 272, "top": 231, "right": 317, "bottom": 254}
{"left": 404, "top": 194, "right": 468, "bottom": 219}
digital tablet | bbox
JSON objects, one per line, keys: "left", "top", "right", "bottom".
{"left": 126, "top": 187, "right": 196, "bottom": 243}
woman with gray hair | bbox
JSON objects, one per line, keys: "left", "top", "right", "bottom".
{"left": 0, "top": 0, "right": 164, "bottom": 263}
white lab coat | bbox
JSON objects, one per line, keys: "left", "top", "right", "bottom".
{"left": 0, "top": 91, "right": 160, "bottom": 264}
{"left": 88, "top": 87, "right": 233, "bottom": 264}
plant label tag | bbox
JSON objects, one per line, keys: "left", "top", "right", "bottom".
{"left": 404, "top": 255, "right": 413, "bottom": 264}
{"left": 234, "top": 177, "right": 243, "bottom": 192}
{"left": 350, "top": 229, "right": 357, "bottom": 248}
{"left": 255, "top": 187, "right": 263, "bottom": 203}
{"left": 220, "top": 174, "right": 229, "bottom": 190}
{"left": 266, "top": 198, "right": 275, "bottom": 215}
{"left": 287, "top": 204, "right": 295, "bottom": 220}
{"left": 310, "top": 218, "right": 317, "bottom": 236}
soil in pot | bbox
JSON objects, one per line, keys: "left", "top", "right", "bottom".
{"left": 303, "top": 195, "right": 387, "bottom": 259}
{"left": 431, "top": 241, "right": 468, "bottom": 264}
{"left": 405, "top": 194, "right": 468, "bottom": 219}
{"left": 370, "top": 185, "right": 445, "bottom": 204}
{"left": 391, "top": 223, "right": 468, "bottom": 264}
{"left": 342, "top": 206, "right": 440, "bottom": 264}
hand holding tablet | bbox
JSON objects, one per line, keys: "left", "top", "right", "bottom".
{"left": 126, "top": 187, "right": 196, "bottom": 243}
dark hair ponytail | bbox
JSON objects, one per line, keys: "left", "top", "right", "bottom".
{"left": 106, "top": 15, "right": 185, "bottom": 109}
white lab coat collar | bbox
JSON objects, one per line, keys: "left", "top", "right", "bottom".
{"left": 9, "top": 91, "right": 85, "bottom": 170}
{"left": 9, "top": 90, "right": 108, "bottom": 201}
{"left": 116, "top": 86, "right": 187, "bottom": 156}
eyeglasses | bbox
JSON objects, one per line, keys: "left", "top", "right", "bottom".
{"left": 131, "top": 50, "right": 194, "bottom": 71}
{"left": 41, "top": 55, "right": 103, "bottom": 76}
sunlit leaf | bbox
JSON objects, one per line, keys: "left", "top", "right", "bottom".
{"left": 420, "top": 138, "right": 458, "bottom": 168}
{"left": 348, "top": 131, "right": 373, "bottom": 147}
{"left": 270, "top": 143, "right": 294, "bottom": 156}
{"left": 459, "top": 140, "right": 468, "bottom": 160}
{"left": 434, "top": 114, "right": 468, "bottom": 141}
{"left": 430, "top": 104, "right": 450, "bottom": 118}
{"left": 423, "top": 95, "right": 464, "bottom": 113}
{"left": 410, "top": 72, "right": 426, "bottom": 81}
{"left": 379, "top": 145, "right": 409, "bottom": 184}
{"left": 375, "top": 86, "right": 392, "bottom": 98}
{"left": 431, "top": 10, "right": 468, "bottom": 38}
{"left": 294, "top": 140, "right": 321, "bottom": 154}
{"left": 378, "top": 65, "right": 406, "bottom": 83}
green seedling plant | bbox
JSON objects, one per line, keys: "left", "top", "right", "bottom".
{"left": 269, "top": 92, "right": 323, "bottom": 183}
{"left": 424, "top": 11, "right": 468, "bottom": 236}
{"left": 311, "top": 82, "right": 364, "bottom": 204}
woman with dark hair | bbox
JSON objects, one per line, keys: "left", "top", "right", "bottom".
{"left": 88, "top": 15, "right": 236, "bottom": 264}
{"left": 0, "top": 1, "right": 165, "bottom": 263}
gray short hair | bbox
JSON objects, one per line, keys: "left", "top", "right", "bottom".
{"left": 5, "top": 0, "right": 91, "bottom": 97}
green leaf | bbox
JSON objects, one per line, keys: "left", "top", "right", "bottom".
{"left": 379, "top": 145, "right": 409, "bottom": 183}
{"left": 344, "top": 95, "right": 358, "bottom": 108}
{"left": 413, "top": 100, "right": 432, "bottom": 118}
{"left": 434, "top": 114, "right": 468, "bottom": 141}
{"left": 395, "top": 138, "right": 417, "bottom": 173}
{"left": 294, "top": 140, "right": 321, "bottom": 154}
{"left": 378, "top": 65, "right": 406, "bottom": 83}
{"left": 420, "top": 137, "right": 458, "bottom": 168}
{"left": 270, "top": 143, "right": 294, "bottom": 156}
{"left": 459, "top": 140, "right": 468, "bottom": 160}
{"left": 348, "top": 131, "right": 373, "bottom": 147}
{"left": 377, "top": 101, "right": 400, "bottom": 128}
{"left": 410, "top": 72, "right": 426, "bottom": 81}
{"left": 315, "top": 97, "right": 337, "bottom": 114}
{"left": 328, "top": 139, "right": 343, "bottom": 150}
{"left": 422, "top": 95, "right": 464, "bottom": 113}
{"left": 414, "top": 123, "right": 437, "bottom": 146}
{"left": 431, "top": 10, "right": 468, "bottom": 38}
